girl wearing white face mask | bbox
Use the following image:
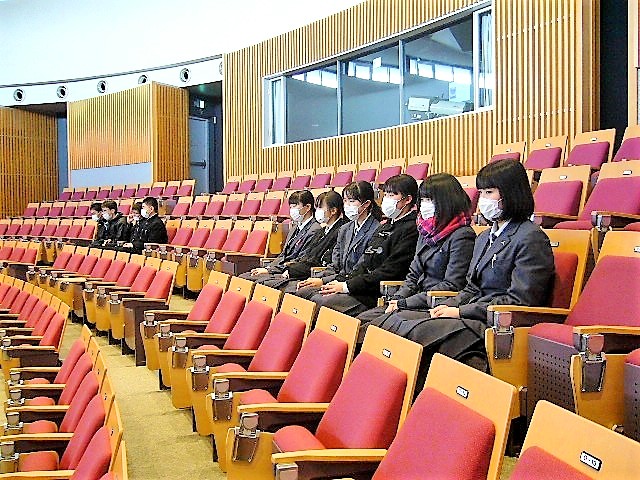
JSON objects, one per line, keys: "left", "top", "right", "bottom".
{"left": 356, "top": 173, "right": 476, "bottom": 339}
{"left": 382, "top": 159, "right": 555, "bottom": 393}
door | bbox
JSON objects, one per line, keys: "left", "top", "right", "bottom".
{"left": 189, "top": 117, "right": 210, "bottom": 194}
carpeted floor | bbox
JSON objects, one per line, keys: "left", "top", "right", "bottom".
{"left": 0, "top": 292, "right": 518, "bottom": 479}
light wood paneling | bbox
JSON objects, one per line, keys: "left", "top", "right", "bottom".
{"left": 223, "top": 0, "right": 598, "bottom": 179}
{"left": 0, "top": 107, "right": 57, "bottom": 217}
{"left": 68, "top": 82, "right": 188, "bottom": 182}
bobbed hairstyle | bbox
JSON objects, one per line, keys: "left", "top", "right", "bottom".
{"left": 343, "top": 181, "right": 383, "bottom": 221}
{"left": 476, "top": 158, "right": 534, "bottom": 222}
{"left": 382, "top": 174, "right": 418, "bottom": 207}
{"left": 317, "top": 190, "right": 344, "bottom": 216}
{"left": 287, "top": 190, "right": 315, "bottom": 213}
{"left": 419, "top": 173, "right": 471, "bottom": 230}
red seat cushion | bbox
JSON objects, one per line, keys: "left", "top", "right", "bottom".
{"left": 197, "top": 344, "right": 220, "bottom": 350}
{"left": 525, "top": 147, "right": 563, "bottom": 170}
{"left": 26, "top": 396, "right": 57, "bottom": 406}
{"left": 247, "top": 313, "right": 306, "bottom": 372}
{"left": 60, "top": 396, "right": 106, "bottom": 470}
{"left": 290, "top": 176, "right": 311, "bottom": 190}
{"left": 373, "top": 388, "right": 495, "bottom": 480}
{"left": 54, "top": 339, "right": 86, "bottom": 383}
{"left": 491, "top": 152, "right": 521, "bottom": 163}
{"left": 405, "top": 163, "right": 429, "bottom": 181}
{"left": 254, "top": 179, "right": 273, "bottom": 192}
{"left": 309, "top": 173, "right": 332, "bottom": 189}
{"left": 188, "top": 202, "right": 207, "bottom": 217}
{"left": 377, "top": 166, "right": 402, "bottom": 184}
{"left": 129, "top": 266, "right": 156, "bottom": 292}
{"left": 116, "top": 263, "right": 141, "bottom": 286}
{"left": 204, "top": 201, "right": 224, "bottom": 217}
{"left": 277, "top": 329, "right": 348, "bottom": 403}
{"left": 330, "top": 171, "right": 353, "bottom": 187}
{"left": 566, "top": 141, "right": 610, "bottom": 169}
{"left": 58, "top": 354, "right": 93, "bottom": 405}
{"left": 355, "top": 169, "right": 377, "bottom": 183}
{"left": 613, "top": 137, "right": 640, "bottom": 162}
{"left": 221, "top": 200, "right": 243, "bottom": 216}
{"left": 272, "top": 177, "right": 292, "bottom": 191}
{"left": 315, "top": 353, "right": 407, "bottom": 449}
{"left": 626, "top": 348, "right": 640, "bottom": 366}
{"left": 239, "top": 199, "right": 261, "bottom": 216}
{"left": 18, "top": 451, "right": 59, "bottom": 472}
{"left": 171, "top": 227, "right": 193, "bottom": 246}
{"left": 553, "top": 219, "right": 593, "bottom": 230}
{"left": 239, "top": 389, "right": 278, "bottom": 405}
{"left": 216, "top": 363, "right": 247, "bottom": 373}
{"left": 510, "top": 446, "right": 592, "bottom": 480}
{"left": 624, "top": 222, "right": 640, "bottom": 232}
{"left": 221, "top": 182, "right": 239, "bottom": 194}
{"left": 25, "top": 377, "right": 51, "bottom": 385}
{"left": 257, "top": 199, "right": 281, "bottom": 216}
{"left": 60, "top": 375, "right": 100, "bottom": 432}
{"left": 274, "top": 425, "right": 327, "bottom": 452}
{"left": 23, "top": 420, "right": 58, "bottom": 434}
{"left": 221, "top": 230, "right": 248, "bottom": 251}
{"left": 238, "top": 180, "right": 256, "bottom": 194}
{"left": 204, "top": 229, "right": 228, "bottom": 249}
{"left": 172, "top": 203, "right": 190, "bottom": 217}
{"left": 145, "top": 270, "right": 173, "bottom": 299}
{"left": 534, "top": 181, "right": 583, "bottom": 217}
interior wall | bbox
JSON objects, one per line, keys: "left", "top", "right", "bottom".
{"left": 0, "top": 107, "right": 57, "bottom": 216}
{"left": 223, "top": 0, "right": 599, "bottom": 178}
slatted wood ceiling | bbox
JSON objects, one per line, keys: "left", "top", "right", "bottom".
{"left": 223, "top": 0, "right": 598, "bottom": 179}
{"left": 67, "top": 82, "right": 189, "bottom": 182}
{"left": 0, "top": 107, "right": 57, "bottom": 217}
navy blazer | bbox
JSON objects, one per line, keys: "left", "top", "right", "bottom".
{"left": 268, "top": 219, "right": 321, "bottom": 274}
{"left": 319, "top": 214, "right": 380, "bottom": 284}
{"left": 442, "top": 220, "right": 555, "bottom": 322}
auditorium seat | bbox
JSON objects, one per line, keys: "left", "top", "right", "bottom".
{"left": 186, "top": 195, "right": 210, "bottom": 217}
{"left": 254, "top": 172, "right": 276, "bottom": 193}
{"left": 490, "top": 141, "right": 526, "bottom": 163}
{"left": 271, "top": 171, "right": 294, "bottom": 192}
{"left": 510, "top": 401, "right": 640, "bottom": 480}
{"left": 84, "top": 188, "right": 98, "bottom": 200}
{"left": 177, "top": 179, "right": 196, "bottom": 197}
{"left": 256, "top": 191, "right": 285, "bottom": 218}
{"left": 456, "top": 175, "right": 480, "bottom": 214}
{"left": 532, "top": 165, "right": 590, "bottom": 228}
{"left": 169, "top": 196, "right": 193, "bottom": 218}
{"left": 238, "top": 175, "right": 258, "bottom": 194}
{"left": 565, "top": 128, "right": 616, "bottom": 171}
{"left": 290, "top": 169, "right": 314, "bottom": 190}
{"left": 220, "top": 220, "right": 275, "bottom": 275}
{"left": 330, "top": 164, "right": 355, "bottom": 188}
{"left": 354, "top": 160, "right": 380, "bottom": 183}
{"left": 376, "top": 158, "right": 405, "bottom": 185}
{"left": 49, "top": 202, "right": 64, "bottom": 217}
{"left": 309, "top": 166, "right": 334, "bottom": 189}
{"left": 185, "top": 219, "right": 232, "bottom": 293}
{"left": 236, "top": 192, "right": 264, "bottom": 217}
{"left": 207, "top": 307, "right": 358, "bottom": 471}
{"left": 199, "top": 219, "right": 252, "bottom": 281}
{"left": 122, "top": 184, "right": 138, "bottom": 199}
{"left": 59, "top": 188, "right": 73, "bottom": 202}
{"left": 224, "top": 325, "right": 422, "bottom": 480}
{"left": 221, "top": 175, "right": 242, "bottom": 195}
{"left": 405, "top": 154, "right": 432, "bottom": 182}
{"left": 612, "top": 125, "right": 640, "bottom": 162}
{"left": 141, "top": 271, "right": 230, "bottom": 372}
{"left": 149, "top": 181, "right": 167, "bottom": 197}
{"left": 135, "top": 183, "right": 151, "bottom": 198}
{"left": 485, "top": 228, "right": 591, "bottom": 417}
{"left": 169, "top": 219, "right": 215, "bottom": 289}
{"left": 96, "top": 186, "right": 111, "bottom": 200}
{"left": 22, "top": 202, "right": 38, "bottom": 217}
{"left": 162, "top": 180, "right": 181, "bottom": 197}
{"left": 61, "top": 202, "right": 77, "bottom": 217}
{"left": 145, "top": 219, "right": 196, "bottom": 259}
{"left": 108, "top": 184, "right": 124, "bottom": 199}
{"left": 30, "top": 219, "right": 47, "bottom": 237}
{"left": 71, "top": 188, "right": 86, "bottom": 201}
{"left": 74, "top": 202, "right": 91, "bottom": 218}
{"left": 189, "top": 293, "right": 315, "bottom": 438}
{"left": 219, "top": 193, "right": 245, "bottom": 218}
{"left": 524, "top": 135, "right": 568, "bottom": 172}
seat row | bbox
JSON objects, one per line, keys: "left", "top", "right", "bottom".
{"left": 56, "top": 179, "right": 195, "bottom": 203}
{"left": 0, "top": 321, "right": 127, "bottom": 479}
{"left": 134, "top": 269, "right": 639, "bottom": 479}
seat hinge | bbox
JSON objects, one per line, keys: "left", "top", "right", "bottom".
{"left": 574, "top": 333, "right": 606, "bottom": 393}
{"left": 491, "top": 311, "right": 514, "bottom": 359}
{"left": 232, "top": 412, "right": 261, "bottom": 462}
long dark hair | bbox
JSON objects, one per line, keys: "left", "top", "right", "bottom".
{"left": 420, "top": 173, "right": 471, "bottom": 230}
{"left": 317, "top": 190, "right": 344, "bottom": 217}
{"left": 476, "top": 159, "right": 534, "bottom": 221}
{"left": 342, "top": 181, "right": 383, "bottom": 221}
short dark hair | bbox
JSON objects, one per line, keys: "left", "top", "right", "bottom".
{"left": 101, "top": 200, "right": 118, "bottom": 211}
{"left": 343, "top": 181, "right": 383, "bottom": 220}
{"left": 317, "top": 190, "right": 344, "bottom": 216}
{"left": 90, "top": 202, "right": 102, "bottom": 213}
{"left": 132, "top": 202, "right": 142, "bottom": 214}
{"left": 382, "top": 174, "right": 418, "bottom": 207}
{"left": 419, "top": 173, "right": 472, "bottom": 230}
{"left": 476, "top": 159, "right": 534, "bottom": 222}
{"left": 142, "top": 197, "right": 159, "bottom": 212}
{"left": 288, "top": 190, "right": 315, "bottom": 213}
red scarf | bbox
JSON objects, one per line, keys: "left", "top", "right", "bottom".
{"left": 417, "top": 212, "right": 471, "bottom": 246}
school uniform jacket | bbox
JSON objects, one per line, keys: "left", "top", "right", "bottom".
{"left": 345, "top": 211, "right": 419, "bottom": 307}
{"left": 394, "top": 225, "right": 476, "bottom": 310}
{"left": 319, "top": 215, "right": 380, "bottom": 284}
{"left": 267, "top": 219, "right": 321, "bottom": 274}
{"left": 131, "top": 214, "right": 168, "bottom": 254}
{"left": 442, "top": 220, "right": 555, "bottom": 322}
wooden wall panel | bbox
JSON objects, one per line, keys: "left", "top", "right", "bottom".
{"left": 68, "top": 82, "right": 188, "bottom": 182}
{"left": 223, "top": 0, "right": 597, "bottom": 179}
{"left": 0, "top": 107, "right": 57, "bottom": 217}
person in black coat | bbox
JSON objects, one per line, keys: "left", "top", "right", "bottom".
{"left": 89, "top": 202, "right": 106, "bottom": 241}
{"left": 91, "top": 200, "right": 128, "bottom": 248}
{"left": 304, "top": 174, "right": 420, "bottom": 316}
{"left": 121, "top": 197, "right": 168, "bottom": 254}
{"left": 357, "top": 173, "right": 476, "bottom": 340}
{"left": 387, "top": 159, "right": 555, "bottom": 390}
{"left": 252, "top": 191, "right": 348, "bottom": 291}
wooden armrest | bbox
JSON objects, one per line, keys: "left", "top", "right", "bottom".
{"left": 572, "top": 326, "right": 640, "bottom": 335}
{"left": 237, "top": 402, "right": 330, "bottom": 414}
{"left": 6, "top": 405, "right": 69, "bottom": 414}
{"left": 488, "top": 305, "right": 571, "bottom": 315}
{"left": 426, "top": 290, "right": 458, "bottom": 297}
{"left": 111, "top": 291, "right": 145, "bottom": 299}
{"left": 121, "top": 298, "right": 167, "bottom": 307}
{"left": 0, "top": 470, "right": 74, "bottom": 479}
{"left": 202, "top": 349, "right": 257, "bottom": 356}
{"left": 14, "top": 384, "right": 65, "bottom": 391}
{"left": 212, "top": 372, "right": 288, "bottom": 381}
{"left": 5, "top": 346, "right": 57, "bottom": 357}
{"left": 226, "top": 253, "right": 265, "bottom": 258}
{"left": 534, "top": 212, "right": 578, "bottom": 220}
{"left": 7, "top": 335, "right": 43, "bottom": 343}
{"left": 380, "top": 281, "right": 404, "bottom": 287}
{"left": 272, "top": 448, "right": 387, "bottom": 464}
{"left": 161, "top": 320, "right": 208, "bottom": 328}
{"left": 147, "top": 310, "right": 189, "bottom": 320}
{"left": 10, "top": 367, "right": 61, "bottom": 374}
{"left": 57, "top": 277, "right": 89, "bottom": 283}
{"left": 0, "top": 433, "right": 73, "bottom": 443}
{"left": 593, "top": 211, "right": 640, "bottom": 221}
{"left": 184, "top": 332, "right": 230, "bottom": 340}
{"left": 2, "top": 328, "right": 34, "bottom": 335}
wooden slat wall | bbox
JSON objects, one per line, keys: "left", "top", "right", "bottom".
{"left": 0, "top": 107, "right": 57, "bottom": 217}
{"left": 151, "top": 82, "right": 189, "bottom": 182}
{"left": 68, "top": 82, "right": 188, "bottom": 182}
{"left": 223, "top": 0, "right": 597, "bottom": 179}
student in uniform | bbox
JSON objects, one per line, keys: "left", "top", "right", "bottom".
{"left": 116, "top": 202, "right": 143, "bottom": 253}
{"left": 387, "top": 159, "right": 555, "bottom": 385}
{"left": 251, "top": 190, "right": 348, "bottom": 291}
{"left": 91, "top": 200, "right": 128, "bottom": 248}
{"left": 89, "top": 202, "right": 106, "bottom": 240}
{"left": 295, "top": 180, "right": 382, "bottom": 300}
{"left": 299, "top": 174, "right": 419, "bottom": 316}
{"left": 242, "top": 190, "right": 321, "bottom": 281}
{"left": 356, "top": 173, "right": 476, "bottom": 340}
{"left": 120, "top": 197, "right": 168, "bottom": 254}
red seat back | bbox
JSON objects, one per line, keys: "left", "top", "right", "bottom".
{"left": 221, "top": 229, "right": 248, "bottom": 252}
{"left": 17, "top": 224, "right": 32, "bottom": 236}
{"left": 290, "top": 175, "right": 311, "bottom": 190}
{"left": 177, "top": 184, "right": 193, "bottom": 196}
{"left": 122, "top": 187, "right": 136, "bottom": 198}
{"left": 0, "top": 246, "right": 12, "bottom": 260}
{"left": 119, "top": 204, "right": 131, "bottom": 216}
{"left": 136, "top": 186, "right": 150, "bottom": 197}
{"left": 248, "top": 313, "right": 306, "bottom": 372}
{"left": 0, "top": 224, "right": 7, "bottom": 235}
{"left": 77, "top": 255, "right": 99, "bottom": 276}
{"left": 60, "top": 191, "right": 72, "bottom": 201}
{"left": 31, "top": 224, "right": 45, "bottom": 236}
{"left": 577, "top": 176, "right": 640, "bottom": 220}
{"left": 254, "top": 178, "right": 273, "bottom": 192}
{"left": 510, "top": 446, "right": 591, "bottom": 480}
{"left": 71, "top": 191, "right": 84, "bottom": 201}
{"left": 90, "top": 258, "right": 112, "bottom": 278}
{"left": 405, "top": 162, "right": 430, "bottom": 181}
{"left": 188, "top": 201, "right": 207, "bottom": 217}
{"left": 613, "top": 136, "right": 640, "bottom": 162}
{"left": 354, "top": 168, "right": 377, "bottom": 183}
{"left": 277, "top": 329, "right": 349, "bottom": 403}
{"left": 9, "top": 291, "right": 30, "bottom": 314}
{"left": 150, "top": 186, "right": 164, "bottom": 196}
{"left": 315, "top": 352, "right": 407, "bottom": 449}
{"left": 566, "top": 141, "right": 610, "bottom": 170}
{"left": 221, "top": 181, "right": 239, "bottom": 195}
{"left": 524, "top": 147, "right": 563, "bottom": 170}
{"left": 144, "top": 270, "right": 173, "bottom": 299}
{"left": 171, "top": 227, "right": 193, "bottom": 246}
{"left": 0, "top": 286, "right": 19, "bottom": 308}
{"left": 42, "top": 223, "right": 58, "bottom": 236}
{"left": 54, "top": 339, "right": 87, "bottom": 383}
{"left": 52, "top": 251, "right": 73, "bottom": 269}
{"left": 490, "top": 152, "right": 521, "bottom": 163}
{"left": 221, "top": 200, "right": 242, "bottom": 216}
{"left": 309, "top": 173, "right": 332, "bottom": 189}
{"left": 187, "top": 284, "right": 223, "bottom": 321}
{"left": 84, "top": 191, "right": 97, "bottom": 200}
{"left": 6, "top": 224, "right": 20, "bottom": 236}
{"left": 8, "top": 248, "right": 25, "bottom": 261}
{"left": 65, "top": 253, "right": 86, "bottom": 272}
{"left": 62, "top": 205, "right": 76, "bottom": 216}
{"left": 187, "top": 228, "right": 209, "bottom": 248}
{"left": 19, "top": 295, "right": 42, "bottom": 322}
{"left": 24, "top": 301, "right": 47, "bottom": 326}
{"left": 32, "top": 306, "right": 56, "bottom": 336}
{"left": 164, "top": 185, "right": 179, "bottom": 196}
{"left": 171, "top": 202, "right": 190, "bottom": 217}
{"left": 129, "top": 266, "right": 156, "bottom": 292}
{"left": 23, "top": 206, "right": 37, "bottom": 217}
{"left": 115, "top": 262, "right": 142, "bottom": 287}
{"left": 533, "top": 181, "right": 583, "bottom": 216}
{"left": 239, "top": 230, "right": 268, "bottom": 254}
{"left": 108, "top": 188, "right": 123, "bottom": 199}
{"left": 96, "top": 189, "right": 110, "bottom": 200}
{"left": 60, "top": 395, "right": 106, "bottom": 470}
{"left": 54, "top": 224, "right": 71, "bottom": 237}
{"left": 78, "top": 225, "right": 95, "bottom": 240}
{"left": 66, "top": 225, "right": 83, "bottom": 238}
{"left": 58, "top": 354, "right": 93, "bottom": 405}
{"left": 204, "top": 229, "right": 228, "bottom": 249}
{"left": 237, "top": 179, "right": 256, "bottom": 194}
{"left": 257, "top": 199, "right": 281, "bottom": 216}
{"left": 271, "top": 176, "right": 292, "bottom": 191}
{"left": 21, "top": 249, "right": 37, "bottom": 264}
{"left": 277, "top": 202, "right": 290, "bottom": 217}
{"left": 36, "top": 206, "right": 50, "bottom": 217}
{"left": 60, "top": 375, "right": 100, "bottom": 432}
{"left": 223, "top": 301, "right": 273, "bottom": 349}
{"left": 204, "top": 201, "right": 224, "bottom": 217}
{"left": 376, "top": 166, "right": 402, "bottom": 184}
{"left": 238, "top": 199, "right": 261, "bottom": 216}
{"left": 40, "top": 312, "right": 65, "bottom": 347}
{"left": 204, "top": 290, "right": 246, "bottom": 333}
{"left": 372, "top": 388, "right": 495, "bottom": 480}
{"left": 49, "top": 206, "right": 63, "bottom": 217}
{"left": 103, "top": 259, "right": 126, "bottom": 282}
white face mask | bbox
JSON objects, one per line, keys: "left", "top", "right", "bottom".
{"left": 314, "top": 208, "right": 326, "bottom": 224}
{"left": 344, "top": 204, "right": 360, "bottom": 222}
{"left": 102, "top": 212, "right": 111, "bottom": 221}
{"left": 133, "top": 215, "right": 141, "bottom": 222}
{"left": 420, "top": 200, "right": 435, "bottom": 219}
{"left": 91, "top": 214, "right": 100, "bottom": 222}
{"left": 141, "top": 208, "right": 150, "bottom": 219}
{"left": 478, "top": 197, "right": 503, "bottom": 222}
{"left": 381, "top": 197, "right": 401, "bottom": 219}
{"left": 289, "top": 207, "right": 303, "bottom": 223}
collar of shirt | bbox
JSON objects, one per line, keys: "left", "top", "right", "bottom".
{"left": 324, "top": 218, "right": 340, "bottom": 235}
{"left": 490, "top": 219, "right": 511, "bottom": 243}
{"left": 354, "top": 213, "right": 371, "bottom": 236}
{"left": 391, "top": 209, "right": 413, "bottom": 224}
{"left": 297, "top": 216, "right": 313, "bottom": 231}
